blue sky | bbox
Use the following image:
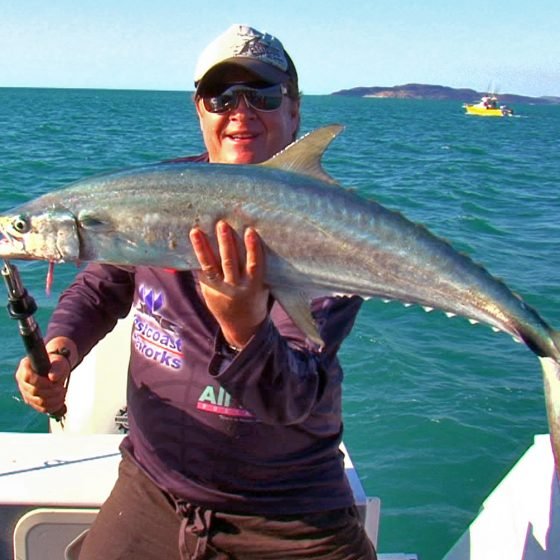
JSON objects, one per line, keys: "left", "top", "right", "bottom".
{"left": 2, "top": 0, "right": 558, "bottom": 97}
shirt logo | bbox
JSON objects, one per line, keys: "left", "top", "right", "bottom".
{"left": 133, "top": 283, "right": 183, "bottom": 370}
{"left": 197, "top": 384, "right": 256, "bottom": 419}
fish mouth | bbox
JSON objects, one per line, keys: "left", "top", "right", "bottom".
{"left": 0, "top": 231, "right": 25, "bottom": 258}
{"left": 0, "top": 231, "right": 11, "bottom": 246}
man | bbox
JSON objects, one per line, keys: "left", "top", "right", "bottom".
{"left": 15, "top": 24, "right": 376, "bottom": 560}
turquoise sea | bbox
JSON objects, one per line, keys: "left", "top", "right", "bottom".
{"left": 0, "top": 88, "right": 559, "bottom": 559}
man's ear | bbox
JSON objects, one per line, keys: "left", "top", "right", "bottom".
{"left": 290, "top": 100, "right": 301, "bottom": 139}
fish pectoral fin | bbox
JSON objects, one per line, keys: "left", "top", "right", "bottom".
{"left": 77, "top": 210, "right": 138, "bottom": 252}
{"left": 270, "top": 286, "right": 324, "bottom": 348}
{"left": 77, "top": 210, "right": 115, "bottom": 232}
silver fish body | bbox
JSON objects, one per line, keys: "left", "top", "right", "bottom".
{"left": 1, "top": 125, "right": 559, "bottom": 475}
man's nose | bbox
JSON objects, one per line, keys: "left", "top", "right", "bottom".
{"left": 229, "top": 94, "right": 255, "bottom": 116}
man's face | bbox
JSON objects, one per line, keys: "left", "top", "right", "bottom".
{"left": 195, "top": 69, "right": 300, "bottom": 164}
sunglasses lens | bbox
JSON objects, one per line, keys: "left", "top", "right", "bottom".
{"left": 203, "top": 85, "right": 286, "bottom": 114}
{"left": 246, "top": 88, "right": 283, "bottom": 111}
{"left": 203, "top": 92, "right": 234, "bottom": 113}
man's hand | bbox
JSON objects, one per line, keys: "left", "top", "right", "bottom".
{"left": 189, "top": 220, "right": 269, "bottom": 349}
{"left": 14, "top": 336, "right": 76, "bottom": 415}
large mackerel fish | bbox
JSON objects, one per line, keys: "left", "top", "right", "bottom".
{"left": 1, "top": 125, "right": 559, "bottom": 476}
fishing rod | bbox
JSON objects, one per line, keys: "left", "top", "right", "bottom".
{"left": 1, "top": 260, "right": 66, "bottom": 422}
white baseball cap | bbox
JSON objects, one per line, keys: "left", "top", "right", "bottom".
{"left": 194, "top": 24, "right": 298, "bottom": 92}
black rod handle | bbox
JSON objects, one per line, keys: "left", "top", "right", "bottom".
{"left": 24, "top": 326, "right": 54, "bottom": 375}
{"left": 2, "top": 261, "right": 66, "bottom": 421}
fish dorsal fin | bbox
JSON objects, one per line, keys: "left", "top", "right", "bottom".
{"left": 258, "top": 124, "right": 344, "bottom": 185}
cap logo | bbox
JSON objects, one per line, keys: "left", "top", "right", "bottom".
{"left": 234, "top": 31, "right": 287, "bottom": 71}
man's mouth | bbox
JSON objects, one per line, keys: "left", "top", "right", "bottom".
{"left": 226, "top": 132, "right": 258, "bottom": 141}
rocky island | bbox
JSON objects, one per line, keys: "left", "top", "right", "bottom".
{"left": 331, "top": 83, "right": 560, "bottom": 105}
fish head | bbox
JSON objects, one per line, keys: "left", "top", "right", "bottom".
{"left": 0, "top": 206, "right": 80, "bottom": 262}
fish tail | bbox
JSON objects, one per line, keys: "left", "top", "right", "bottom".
{"left": 553, "top": 330, "right": 560, "bottom": 359}
{"left": 538, "top": 356, "right": 560, "bottom": 480}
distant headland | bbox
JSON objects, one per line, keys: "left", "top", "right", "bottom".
{"left": 331, "top": 83, "right": 560, "bottom": 105}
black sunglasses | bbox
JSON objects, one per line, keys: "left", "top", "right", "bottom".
{"left": 202, "top": 84, "right": 288, "bottom": 114}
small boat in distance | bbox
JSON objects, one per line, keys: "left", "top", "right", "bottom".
{"left": 463, "top": 94, "right": 514, "bottom": 117}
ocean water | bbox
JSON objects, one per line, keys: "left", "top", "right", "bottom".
{"left": 0, "top": 88, "right": 559, "bottom": 559}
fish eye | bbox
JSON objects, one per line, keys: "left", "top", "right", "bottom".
{"left": 11, "top": 215, "right": 31, "bottom": 234}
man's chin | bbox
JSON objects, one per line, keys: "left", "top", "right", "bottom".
{"left": 222, "top": 149, "right": 266, "bottom": 165}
